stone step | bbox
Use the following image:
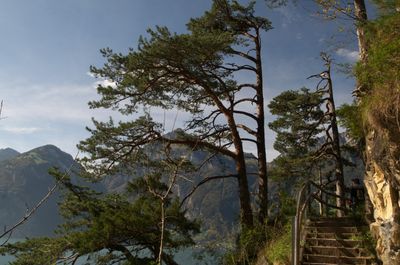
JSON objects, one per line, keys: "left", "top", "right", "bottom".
{"left": 306, "top": 238, "right": 363, "bottom": 248}
{"left": 306, "top": 231, "right": 361, "bottom": 240}
{"left": 309, "top": 217, "right": 358, "bottom": 222}
{"left": 301, "top": 262, "right": 366, "bottom": 265}
{"left": 307, "top": 218, "right": 365, "bottom": 227}
{"left": 303, "top": 254, "right": 375, "bottom": 264}
{"left": 301, "top": 217, "right": 378, "bottom": 265}
{"left": 306, "top": 226, "right": 361, "bottom": 234}
{"left": 304, "top": 246, "right": 369, "bottom": 257}
{"left": 302, "top": 263, "right": 360, "bottom": 265}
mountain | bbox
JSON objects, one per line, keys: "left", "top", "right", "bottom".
{"left": 0, "top": 145, "right": 79, "bottom": 237}
{"left": 0, "top": 143, "right": 258, "bottom": 240}
{"left": 101, "top": 136, "right": 262, "bottom": 240}
{"left": 0, "top": 136, "right": 364, "bottom": 240}
{"left": 0, "top": 148, "right": 19, "bottom": 161}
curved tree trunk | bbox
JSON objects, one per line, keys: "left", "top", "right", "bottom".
{"left": 230, "top": 119, "right": 254, "bottom": 229}
{"left": 354, "top": 0, "right": 368, "bottom": 63}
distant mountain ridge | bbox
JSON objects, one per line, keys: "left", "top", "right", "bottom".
{"left": 0, "top": 142, "right": 260, "bottom": 240}
{"left": 0, "top": 148, "right": 19, "bottom": 161}
{"left": 0, "top": 132, "right": 364, "bottom": 240}
{"left": 0, "top": 145, "right": 78, "bottom": 237}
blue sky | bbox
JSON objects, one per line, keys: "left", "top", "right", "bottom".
{"left": 0, "top": 0, "right": 363, "bottom": 161}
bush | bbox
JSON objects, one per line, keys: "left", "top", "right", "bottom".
{"left": 264, "top": 223, "right": 292, "bottom": 265}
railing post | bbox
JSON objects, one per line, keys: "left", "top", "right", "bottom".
{"left": 292, "top": 215, "right": 299, "bottom": 265}
{"left": 306, "top": 183, "right": 311, "bottom": 218}
{"left": 319, "top": 168, "right": 324, "bottom": 216}
{"left": 292, "top": 216, "right": 295, "bottom": 265}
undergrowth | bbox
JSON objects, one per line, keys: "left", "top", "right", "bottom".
{"left": 263, "top": 223, "right": 292, "bottom": 265}
{"left": 222, "top": 222, "right": 292, "bottom": 265}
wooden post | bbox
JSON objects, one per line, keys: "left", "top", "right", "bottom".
{"left": 319, "top": 167, "right": 325, "bottom": 216}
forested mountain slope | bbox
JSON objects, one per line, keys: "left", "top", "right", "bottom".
{"left": 0, "top": 145, "right": 76, "bottom": 237}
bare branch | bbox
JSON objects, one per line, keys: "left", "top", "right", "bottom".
{"left": 237, "top": 124, "right": 257, "bottom": 136}
{"left": 241, "top": 138, "right": 257, "bottom": 144}
{"left": 180, "top": 174, "right": 238, "bottom": 207}
{"left": 232, "top": 97, "right": 257, "bottom": 107}
{"left": 233, "top": 110, "right": 257, "bottom": 121}
{"left": 237, "top": 83, "right": 258, "bottom": 90}
{"left": 229, "top": 49, "right": 257, "bottom": 63}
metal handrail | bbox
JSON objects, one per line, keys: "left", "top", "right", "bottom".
{"left": 292, "top": 180, "right": 350, "bottom": 265}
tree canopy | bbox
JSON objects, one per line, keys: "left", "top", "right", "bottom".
{"left": 81, "top": 0, "right": 272, "bottom": 228}
{"left": 268, "top": 87, "right": 324, "bottom": 180}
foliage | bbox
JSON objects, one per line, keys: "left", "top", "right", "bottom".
{"left": 355, "top": 6, "right": 400, "bottom": 143}
{"left": 349, "top": 226, "right": 379, "bottom": 261}
{"left": 269, "top": 58, "right": 352, "bottom": 215}
{"left": 269, "top": 189, "right": 296, "bottom": 225}
{"left": 313, "top": 0, "right": 355, "bottom": 20}
{"left": 336, "top": 102, "right": 364, "bottom": 142}
{"left": 0, "top": 170, "right": 199, "bottom": 265}
{"left": 268, "top": 87, "right": 324, "bottom": 180}
{"left": 0, "top": 2, "right": 277, "bottom": 262}
{"left": 0, "top": 237, "right": 69, "bottom": 265}
{"left": 336, "top": 102, "right": 365, "bottom": 161}
{"left": 356, "top": 14, "right": 400, "bottom": 88}
{"left": 222, "top": 223, "right": 292, "bottom": 265}
{"left": 264, "top": 223, "right": 292, "bottom": 265}
{"left": 80, "top": 0, "right": 275, "bottom": 228}
{"left": 221, "top": 189, "right": 295, "bottom": 265}
{"left": 372, "top": 0, "right": 399, "bottom": 14}
{"left": 222, "top": 222, "right": 268, "bottom": 265}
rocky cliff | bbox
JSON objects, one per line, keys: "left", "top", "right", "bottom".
{"left": 356, "top": 9, "right": 400, "bottom": 265}
{"left": 364, "top": 130, "right": 400, "bottom": 264}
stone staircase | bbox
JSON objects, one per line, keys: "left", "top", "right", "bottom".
{"left": 301, "top": 217, "right": 379, "bottom": 265}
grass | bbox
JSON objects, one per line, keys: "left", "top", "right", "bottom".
{"left": 264, "top": 223, "right": 292, "bottom": 265}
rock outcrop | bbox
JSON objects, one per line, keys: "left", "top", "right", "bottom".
{"left": 364, "top": 129, "right": 400, "bottom": 264}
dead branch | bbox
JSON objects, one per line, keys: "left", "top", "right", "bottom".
{"left": 180, "top": 174, "right": 238, "bottom": 207}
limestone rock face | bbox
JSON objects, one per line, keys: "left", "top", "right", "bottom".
{"left": 365, "top": 130, "right": 400, "bottom": 265}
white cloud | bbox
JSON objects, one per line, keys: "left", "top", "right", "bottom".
{"left": 1, "top": 126, "right": 42, "bottom": 134}
{"left": 94, "top": 79, "right": 117, "bottom": 88}
{"left": 0, "top": 81, "right": 116, "bottom": 155}
{"left": 336, "top": 48, "right": 359, "bottom": 61}
{"left": 87, "top": 72, "right": 117, "bottom": 88}
{"left": 0, "top": 82, "right": 110, "bottom": 123}
{"left": 86, "top": 72, "right": 95, "bottom": 78}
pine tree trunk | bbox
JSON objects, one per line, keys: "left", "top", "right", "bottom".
{"left": 255, "top": 29, "right": 269, "bottom": 223}
{"left": 354, "top": 0, "right": 368, "bottom": 63}
{"left": 206, "top": 82, "right": 254, "bottom": 229}
{"left": 236, "top": 153, "right": 254, "bottom": 229}
{"left": 227, "top": 112, "right": 254, "bottom": 228}
{"left": 353, "top": 0, "right": 369, "bottom": 97}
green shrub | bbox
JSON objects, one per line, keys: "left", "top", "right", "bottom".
{"left": 264, "top": 223, "right": 292, "bottom": 265}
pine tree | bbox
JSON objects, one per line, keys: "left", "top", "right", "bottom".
{"left": 0, "top": 162, "right": 200, "bottom": 265}
{"left": 269, "top": 55, "right": 348, "bottom": 216}
{"left": 268, "top": 87, "right": 324, "bottom": 181}
{"left": 81, "top": 0, "right": 272, "bottom": 228}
